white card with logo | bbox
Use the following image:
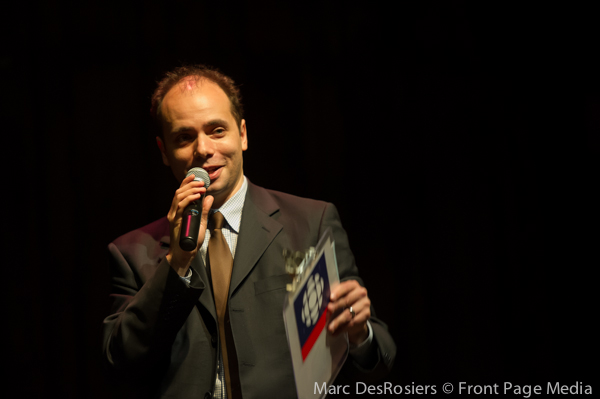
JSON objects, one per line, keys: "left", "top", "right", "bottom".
{"left": 283, "top": 229, "right": 349, "bottom": 399}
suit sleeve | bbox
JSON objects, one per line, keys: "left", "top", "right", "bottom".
{"left": 102, "top": 241, "right": 204, "bottom": 378}
{"left": 319, "top": 203, "right": 397, "bottom": 382}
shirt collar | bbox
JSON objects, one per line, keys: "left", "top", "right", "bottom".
{"left": 211, "top": 176, "right": 247, "bottom": 234}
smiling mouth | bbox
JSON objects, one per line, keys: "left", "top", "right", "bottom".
{"left": 203, "top": 165, "right": 223, "bottom": 180}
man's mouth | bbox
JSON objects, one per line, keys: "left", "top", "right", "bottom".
{"left": 203, "top": 165, "right": 223, "bottom": 181}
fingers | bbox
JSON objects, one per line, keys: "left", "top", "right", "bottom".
{"left": 328, "top": 301, "right": 367, "bottom": 328}
{"left": 328, "top": 295, "right": 371, "bottom": 333}
{"left": 327, "top": 280, "right": 371, "bottom": 339}
{"left": 168, "top": 175, "right": 208, "bottom": 224}
{"left": 165, "top": 175, "right": 210, "bottom": 273}
{"left": 328, "top": 280, "right": 368, "bottom": 315}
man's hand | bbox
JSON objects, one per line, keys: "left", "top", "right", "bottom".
{"left": 327, "top": 280, "right": 371, "bottom": 345}
{"left": 166, "top": 174, "right": 214, "bottom": 276}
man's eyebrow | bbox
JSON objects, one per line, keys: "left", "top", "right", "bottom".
{"left": 168, "top": 120, "right": 229, "bottom": 135}
{"left": 204, "top": 119, "right": 229, "bottom": 128}
{"left": 170, "top": 126, "right": 195, "bottom": 135}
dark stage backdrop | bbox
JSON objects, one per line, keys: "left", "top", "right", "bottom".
{"left": 5, "top": 1, "right": 598, "bottom": 398}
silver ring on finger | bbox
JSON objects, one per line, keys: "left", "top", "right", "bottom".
{"left": 348, "top": 306, "right": 356, "bottom": 319}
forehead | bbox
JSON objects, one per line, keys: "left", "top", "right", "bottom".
{"left": 161, "top": 77, "right": 233, "bottom": 121}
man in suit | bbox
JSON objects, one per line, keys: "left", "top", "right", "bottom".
{"left": 103, "top": 65, "right": 396, "bottom": 398}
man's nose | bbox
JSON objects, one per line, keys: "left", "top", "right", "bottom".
{"left": 195, "top": 134, "right": 214, "bottom": 158}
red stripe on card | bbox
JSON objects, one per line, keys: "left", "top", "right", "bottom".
{"left": 301, "top": 310, "right": 328, "bottom": 361}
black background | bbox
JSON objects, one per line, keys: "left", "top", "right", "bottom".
{"left": 5, "top": 1, "right": 598, "bottom": 397}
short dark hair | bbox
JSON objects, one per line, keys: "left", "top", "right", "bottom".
{"left": 150, "top": 65, "right": 244, "bottom": 136}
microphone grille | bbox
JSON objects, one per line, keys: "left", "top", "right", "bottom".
{"left": 185, "top": 167, "right": 210, "bottom": 188}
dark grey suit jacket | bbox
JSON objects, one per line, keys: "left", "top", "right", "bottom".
{"left": 103, "top": 181, "right": 396, "bottom": 398}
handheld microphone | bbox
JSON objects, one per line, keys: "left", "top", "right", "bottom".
{"left": 179, "top": 167, "right": 210, "bottom": 251}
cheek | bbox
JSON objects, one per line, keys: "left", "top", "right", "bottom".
{"left": 219, "top": 141, "right": 243, "bottom": 160}
{"left": 170, "top": 148, "right": 194, "bottom": 163}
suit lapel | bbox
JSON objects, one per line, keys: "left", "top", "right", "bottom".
{"left": 230, "top": 182, "right": 282, "bottom": 295}
{"left": 193, "top": 254, "right": 217, "bottom": 321}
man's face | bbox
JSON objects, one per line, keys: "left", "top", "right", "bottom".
{"left": 157, "top": 77, "right": 248, "bottom": 208}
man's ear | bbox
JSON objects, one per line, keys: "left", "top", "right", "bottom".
{"left": 156, "top": 136, "right": 170, "bottom": 166}
{"left": 240, "top": 119, "right": 248, "bottom": 151}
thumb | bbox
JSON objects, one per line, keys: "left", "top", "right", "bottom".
{"left": 198, "top": 195, "right": 215, "bottom": 242}
{"left": 203, "top": 195, "right": 215, "bottom": 217}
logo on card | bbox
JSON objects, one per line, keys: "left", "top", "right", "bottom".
{"left": 293, "top": 254, "right": 330, "bottom": 361}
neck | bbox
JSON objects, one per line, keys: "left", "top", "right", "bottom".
{"left": 211, "top": 174, "right": 245, "bottom": 209}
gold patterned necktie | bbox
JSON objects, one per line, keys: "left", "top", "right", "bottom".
{"left": 208, "top": 211, "right": 236, "bottom": 398}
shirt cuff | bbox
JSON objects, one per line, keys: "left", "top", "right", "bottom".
{"left": 348, "top": 320, "right": 374, "bottom": 360}
{"left": 180, "top": 268, "right": 192, "bottom": 286}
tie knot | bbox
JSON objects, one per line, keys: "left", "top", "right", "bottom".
{"left": 210, "top": 211, "right": 225, "bottom": 230}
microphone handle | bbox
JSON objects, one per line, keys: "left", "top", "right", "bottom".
{"left": 179, "top": 194, "right": 205, "bottom": 251}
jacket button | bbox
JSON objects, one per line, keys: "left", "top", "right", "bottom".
{"left": 204, "top": 392, "right": 212, "bottom": 399}
{"left": 211, "top": 335, "right": 217, "bottom": 347}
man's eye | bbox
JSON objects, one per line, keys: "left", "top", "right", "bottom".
{"left": 213, "top": 128, "right": 226, "bottom": 136}
{"left": 177, "top": 134, "right": 191, "bottom": 143}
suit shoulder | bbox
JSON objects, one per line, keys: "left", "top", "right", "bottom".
{"left": 265, "top": 188, "right": 328, "bottom": 208}
{"left": 247, "top": 182, "right": 341, "bottom": 221}
{"left": 257, "top": 187, "right": 349, "bottom": 238}
{"left": 111, "top": 216, "right": 170, "bottom": 250}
